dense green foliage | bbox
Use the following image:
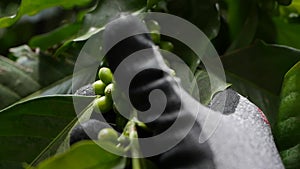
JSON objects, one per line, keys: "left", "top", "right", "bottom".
{"left": 0, "top": 0, "right": 300, "bottom": 168}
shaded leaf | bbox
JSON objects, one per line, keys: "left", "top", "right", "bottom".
{"left": 163, "top": 53, "right": 229, "bottom": 105}
{"left": 37, "top": 53, "right": 75, "bottom": 86}
{"left": 30, "top": 100, "right": 95, "bottom": 166}
{"left": 0, "top": 7, "right": 76, "bottom": 55}
{"left": 221, "top": 40, "right": 300, "bottom": 95}
{"left": 225, "top": 0, "right": 254, "bottom": 40}
{"left": 0, "top": 84, "right": 21, "bottom": 107}
{"left": 73, "top": 0, "right": 146, "bottom": 41}
{"left": 38, "top": 77, "right": 73, "bottom": 96}
{"left": 0, "top": 55, "right": 40, "bottom": 109}
{"left": 2, "top": 43, "right": 81, "bottom": 108}
{"left": 273, "top": 17, "right": 300, "bottom": 50}
{"left": 166, "top": 0, "right": 220, "bottom": 39}
{"left": 21, "top": 75, "right": 73, "bottom": 101}
{"left": 29, "top": 141, "right": 126, "bottom": 169}
{"left": 254, "top": 9, "right": 277, "bottom": 44}
{"left": 27, "top": 1, "right": 99, "bottom": 51}
{"left": 29, "top": 23, "right": 82, "bottom": 50}
{"left": 54, "top": 102, "right": 95, "bottom": 155}
{"left": 226, "top": 4, "right": 258, "bottom": 52}
{"left": 0, "top": 0, "right": 93, "bottom": 28}
{"left": 225, "top": 71, "right": 280, "bottom": 126}
{"left": 194, "top": 70, "right": 230, "bottom": 105}
{"left": 0, "top": 95, "right": 93, "bottom": 169}
{"left": 163, "top": 38, "right": 200, "bottom": 73}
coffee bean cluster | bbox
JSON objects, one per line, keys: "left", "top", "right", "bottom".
{"left": 93, "top": 67, "right": 114, "bottom": 113}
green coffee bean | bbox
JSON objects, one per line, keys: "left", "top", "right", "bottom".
{"left": 160, "top": 41, "right": 174, "bottom": 52}
{"left": 99, "top": 67, "right": 113, "bottom": 84}
{"left": 98, "top": 128, "right": 118, "bottom": 143}
{"left": 92, "top": 80, "right": 106, "bottom": 95}
{"left": 94, "top": 96, "right": 113, "bottom": 113}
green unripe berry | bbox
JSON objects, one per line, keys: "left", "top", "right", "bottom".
{"left": 160, "top": 41, "right": 174, "bottom": 52}
{"left": 98, "top": 67, "right": 113, "bottom": 84}
{"left": 170, "top": 69, "right": 176, "bottom": 76}
{"left": 98, "top": 128, "right": 118, "bottom": 143}
{"left": 104, "top": 83, "right": 114, "bottom": 99}
{"left": 92, "top": 80, "right": 106, "bottom": 95}
{"left": 146, "top": 20, "right": 160, "bottom": 32}
{"left": 94, "top": 96, "right": 113, "bottom": 113}
{"left": 150, "top": 30, "right": 160, "bottom": 44}
{"left": 146, "top": 20, "right": 161, "bottom": 44}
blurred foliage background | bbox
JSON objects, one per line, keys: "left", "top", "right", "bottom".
{"left": 0, "top": 0, "right": 300, "bottom": 169}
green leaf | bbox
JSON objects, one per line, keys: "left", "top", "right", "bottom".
{"left": 55, "top": 101, "right": 95, "bottom": 155}
{"left": 221, "top": 40, "right": 300, "bottom": 95}
{"left": 21, "top": 75, "right": 73, "bottom": 101}
{"left": 166, "top": 0, "right": 220, "bottom": 39}
{"left": 0, "top": 0, "right": 93, "bottom": 28}
{"left": 255, "top": 9, "right": 277, "bottom": 44}
{"left": 22, "top": 51, "right": 98, "bottom": 101}
{"left": 3, "top": 43, "right": 83, "bottom": 108}
{"left": 275, "top": 1, "right": 300, "bottom": 50}
{"left": 22, "top": 35, "right": 101, "bottom": 102}
{"left": 164, "top": 39, "right": 201, "bottom": 73}
{"left": 27, "top": 1, "right": 98, "bottom": 51}
{"left": 225, "top": 0, "right": 254, "bottom": 40}
{"left": 29, "top": 141, "right": 126, "bottom": 169}
{"left": 54, "top": 0, "right": 146, "bottom": 56}
{"left": 278, "top": 61, "right": 300, "bottom": 121}
{"left": 276, "top": 61, "right": 300, "bottom": 151}
{"left": 273, "top": 17, "right": 300, "bottom": 50}
{"left": 37, "top": 77, "right": 73, "bottom": 96}
{"left": 194, "top": 70, "right": 231, "bottom": 105}
{"left": 29, "top": 100, "right": 96, "bottom": 167}
{"left": 23, "top": 53, "right": 103, "bottom": 163}
{"left": 73, "top": 0, "right": 146, "bottom": 41}
{"left": 277, "top": 117, "right": 300, "bottom": 150}
{"left": 37, "top": 52, "right": 75, "bottom": 86}
{"left": 164, "top": 54, "right": 230, "bottom": 105}
{"left": 0, "top": 95, "right": 93, "bottom": 169}
{"left": 280, "top": 144, "right": 300, "bottom": 169}
{"left": 0, "top": 55, "right": 40, "bottom": 109}
{"left": 29, "top": 23, "right": 82, "bottom": 50}
{"left": 225, "top": 71, "right": 280, "bottom": 126}
{"left": 0, "top": 84, "right": 21, "bottom": 107}
{"left": 226, "top": 4, "right": 258, "bottom": 52}
{"left": 222, "top": 41, "right": 300, "bottom": 126}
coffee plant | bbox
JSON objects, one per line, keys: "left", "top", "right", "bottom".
{"left": 0, "top": 0, "right": 299, "bottom": 168}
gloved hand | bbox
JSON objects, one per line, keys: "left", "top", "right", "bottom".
{"left": 102, "top": 14, "right": 284, "bottom": 169}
